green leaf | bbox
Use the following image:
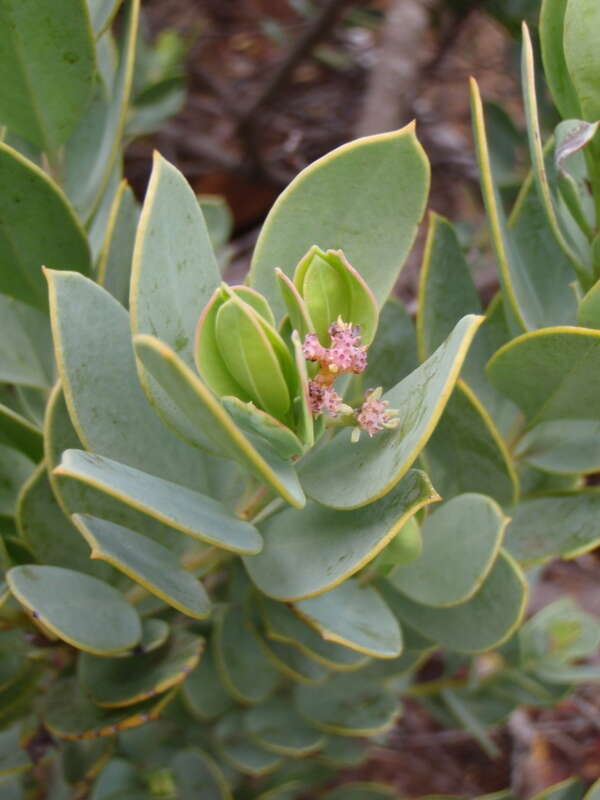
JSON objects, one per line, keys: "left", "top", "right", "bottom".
{"left": 470, "top": 79, "right": 578, "bottom": 330}
{"left": 423, "top": 381, "right": 518, "bottom": 506}
{"left": 63, "top": 0, "right": 139, "bottom": 221}
{"left": 259, "top": 596, "right": 369, "bottom": 671}
{"left": 72, "top": 514, "right": 211, "bottom": 618}
{"left": 577, "top": 276, "right": 600, "bottom": 328}
{"left": 134, "top": 334, "right": 305, "bottom": 508}
{"left": 182, "top": 651, "right": 233, "bottom": 721}
{"left": 44, "top": 677, "right": 174, "bottom": 740}
{"left": 56, "top": 449, "right": 262, "bottom": 555}
{"left": 221, "top": 398, "right": 304, "bottom": 460}
{"left": 0, "top": 404, "right": 42, "bottom": 462}
{"left": 0, "top": 294, "right": 53, "bottom": 388}
{"left": 213, "top": 605, "right": 279, "bottom": 705}
{"left": 563, "top": 0, "right": 600, "bottom": 122}
{"left": 245, "top": 699, "right": 324, "bottom": 757}
{"left": 295, "top": 580, "right": 402, "bottom": 658}
{"left": 319, "top": 736, "right": 368, "bottom": 767}
{"left": 199, "top": 195, "right": 233, "bottom": 253}
{"left": 7, "top": 565, "right": 141, "bottom": 654}
{"left": 294, "top": 673, "right": 398, "bottom": 736}
{"left": 0, "top": 725, "right": 30, "bottom": 777}
{"left": 487, "top": 326, "right": 600, "bottom": 426}
{"left": 171, "top": 749, "right": 232, "bottom": 800}
{"left": 260, "top": 637, "right": 330, "bottom": 685}
{"left": 300, "top": 314, "right": 482, "bottom": 509}
{"left": 323, "top": 784, "right": 397, "bottom": 800}
{"left": 382, "top": 550, "right": 527, "bottom": 653}
{"left": 417, "top": 213, "right": 481, "bottom": 361}
{"left": 390, "top": 493, "right": 508, "bottom": 607}
{"left": 79, "top": 630, "right": 204, "bottom": 708}
{"left": 47, "top": 271, "right": 212, "bottom": 491}
{"left": 521, "top": 24, "right": 588, "bottom": 281}
{"left": 0, "top": 631, "right": 28, "bottom": 692}
{"left": 515, "top": 419, "right": 600, "bottom": 474}
{"left": 214, "top": 711, "right": 282, "bottom": 777}
{"left": 0, "top": 445, "right": 34, "bottom": 517}
{"left": 245, "top": 470, "right": 437, "bottom": 601}
{"left": 529, "top": 779, "right": 585, "bottom": 800}
{"left": 554, "top": 119, "right": 598, "bottom": 239}
{"left": 361, "top": 298, "right": 418, "bottom": 393}
{"left": 0, "top": 0, "right": 95, "bottom": 153}
{"left": 504, "top": 491, "right": 600, "bottom": 565}
{"left": 89, "top": 0, "right": 123, "bottom": 35}
{"left": 130, "top": 153, "right": 221, "bottom": 444}
{"left": 249, "top": 125, "right": 429, "bottom": 318}
{"left": 17, "top": 462, "right": 115, "bottom": 579}
{"left": 369, "top": 516, "right": 422, "bottom": 576}
{"left": 540, "top": 0, "right": 582, "bottom": 119}
{"left": 97, "top": 181, "right": 139, "bottom": 308}
{"left": 44, "top": 383, "right": 190, "bottom": 557}
{"left": 0, "top": 145, "right": 91, "bottom": 309}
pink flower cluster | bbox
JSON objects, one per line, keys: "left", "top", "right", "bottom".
{"left": 307, "top": 381, "right": 343, "bottom": 417}
{"left": 302, "top": 320, "right": 367, "bottom": 376}
{"left": 354, "top": 388, "right": 400, "bottom": 439}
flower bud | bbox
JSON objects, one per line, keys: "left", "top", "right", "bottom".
{"left": 290, "top": 246, "right": 378, "bottom": 346}
{"left": 195, "top": 285, "right": 295, "bottom": 422}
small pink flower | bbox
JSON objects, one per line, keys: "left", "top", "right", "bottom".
{"left": 303, "top": 332, "right": 327, "bottom": 362}
{"left": 354, "top": 387, "right": 400, "bottom": 440}
{"left": 307, "top": 380, "right": 343, "bottom": 417}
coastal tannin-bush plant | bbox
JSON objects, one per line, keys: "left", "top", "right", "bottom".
{"left": 1, "top": 0, "right": 600, "bottom": 797}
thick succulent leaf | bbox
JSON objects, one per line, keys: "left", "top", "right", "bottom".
{"left": 89, "top": 0, "right": 123, "bottom": 35}
{"left": 0, "top": 404, "right": 42, "bottom": 462}
{"left": 504, "top": 492, "right": 600, "bottom": 565}
{"left": 0, "top": 445, "right": 34, "bottom": 517}
{"left": 182, "top": 652, "right": 233, "bottom": 721}
{"left": 213, "top": 605, "right": 279, "bottom": 705}
{"left": 300, "top": 314, "right": 482, "bottom": 509}
{"left": 319, "top": 736, "right": 368, "bottom": 767}
{"left": 249, "top": 125, "right": 429, "bottom": 318}
{"left": 171, "top": 749, "right": 232, "bottom": 800}
{"left": 259, "top": 597, "right": 368, "bottom": 671}
{"left": 44, "top": 677, "right": 173, "bottom": 741}
{"left": 417, "top": 213, "right": 481, "bottom": 361}
{"left": 88, "top": 163, "right": 122, "bottom": 262}
{"left": 323, "top": 784, "right": 397, "bottom": 800}
{"left": 78, "top": 630, "right": 204, "bottom": 708}
{"left": 294, "top": 673, "right": 398, "bottom": 736}
{"left": 45, "top": 383, "right": 191, "bottom": 556}
{"left": 518, "top": 464, "right": 581, "bottom": 497}
{"left": 63, "top": 0, "right": 139, "bottom": 221}
{"left": 578, "top": 279, "right": 600, "bottom": 328}
{"left": 563, "top": 0, "right": 600, "bottom": 122}
{"left": 260, "top": 638, "right": 330, "bottom": 685}
{"left": 529, "top": 779, "right": 586, "bottom": 800}
{"left": 382, "top": 550, "right": 527, "bottom": 653}
{"left": 0, "top": 0, "right": 95, "bottom": 153}
{"left": 487, "top": 327, "right": 600, "bottom": 426}
{"left": 470, "top": 79, "right": 577, "bottom": 330}
{"left": 390, "top": 493, "right": 508, "bottom": 607}
{"left": 56, "top": 449, "right": 262, "bottom": 554}
{"left": 245, "top": 699, "right": 324, "bottom": 757}
{"left": 361, "top": 298, "right": 418, "bottom": 393}
{"left": 295, "top": 581, "right": 402, "bottom": 658}
{"left": 134, "top": 334, "right": 305, "bottom": 508}
{"left": 222, "top": 397, "right": 304, "bottom": 460}
{"left": 521, "top": 25, "right": 588, "bottom": 281}
{"left": 245, "top": 469, "right": 436, "bottom": 601}
{"left": 460, "top": 294, "right": 518, "bottom": 438}
{"left": 97, "top": 181, "right": 139, "bottom": 308}
{"left": 0, "top": 631, "right": 28, "bottom": 693}
{"left": 72, "top": 514, "right": 211, "bottom": 618}
{"left": 0, "top": 295, "right": 53, "bottom": 388}
{"left": 214, "top": 711, "right": 282, "bottom": 777}
{"left": 17, "top": 462, "right": 115, "bottom": 580}
{"left": 199, "top": 195, "right": 233, "bottom": 252}
{"left": 555, "top": 120, "right": 598, "bottom": 238}
{"left": 47, "top": 271, "right": 212, "bottom": 491}
{"left": 369, "top": 516, "right": 422, "bottom": 575}
{"left": 0, "top": 145, "right": 91, "bottom": 309}
{"left": 540, "top": 0, "right": 582, "bottom": 119}
{"left": 126, "top": 618, "right": 169, "bottom": 655}
{"left": 7, "top": 565, "right": 141, "bottom": 655}
{"left": 515, "top": 419, "right": 600, "bottom": 474}
{"left": 423, "top": 382, "right": 517, "bottom": 506}
{"left": 0, "top": 725, "right": 31, "bottom": 777}
{"left": 130, "top": 153, "right": 221, "bottom": 443}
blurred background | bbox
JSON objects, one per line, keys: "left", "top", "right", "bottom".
{"left": 121, "top": 2, "right": 600, "bottom": 795}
